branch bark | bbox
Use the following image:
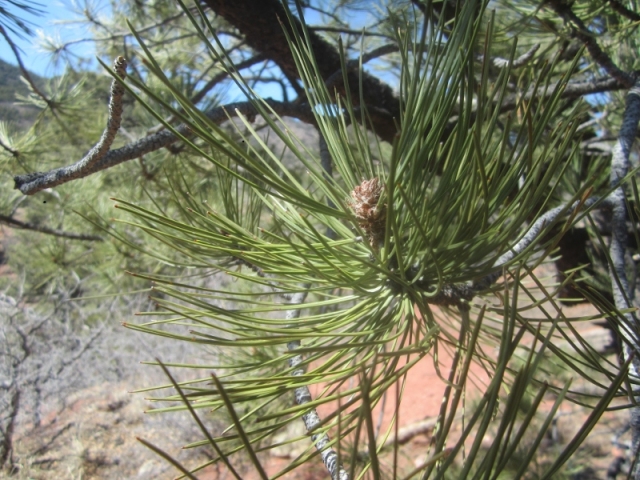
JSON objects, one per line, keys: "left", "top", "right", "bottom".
{"left": 12, "top": 56, "right": 127, "bottom": 194}
{"left": 480, "top": 43, "right": 540, "bottom": 69}
{"left": 607, "top": 81, "right": 640, "bottom": 479}
{"left": 285, "top": 290, "right": 348, "bottom": 480}
{"left": 607, "top": 0, "right": 640, "bottom": 22}
{"left": 14, "top": 99, "right": 317, "bottom": 195}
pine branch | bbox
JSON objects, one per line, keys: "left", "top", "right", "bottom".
{"left": 285, "top": 290, "right": 349, "bottom": 480}
{"left": 86, "top": 56, "right": 128, "bottom": 169}
{"left": 359, "top": 416, "right": 440, "bottom": 457}
{"left": 12, "top": 56, "right": 128, "bottom": 194}
{"left": 0, "top": 138, "right": 19, "bottom": 157}
{"left": 505, "top": 76, "right": 627, "bottom": 113}
{"left": 12, "top": 51, "right": 632, "bottom": 198}
{"left": 14, "top": 45, "right": 624, "bottom": 201}
{"left": 325, "top": 44, "right": 400, "bottom": 91}
{"left": 190, "top": 54, "right": 267, "bottom": 105}
{"left": 55, "top": 10, "right": 188, "bottom": 50}
{"left": 307, "top": 26, "right": 389, "bottom": 38}
{"left": 441, "top": 75, "right": 633, "bottom": 140}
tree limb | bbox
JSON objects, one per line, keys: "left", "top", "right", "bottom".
{"left": 324, "top": 44, "right": 400, "bottom": 92}
{"left": 12, "top": 56, "right": 128, "bottom": 194}
{"left": 14, "top": 55, "right": 631, "bottom": 199}
{"left": 14, "top": 69, "right": 629, "bottom": 197}
{"left": 607, "top": 0, "right": 640, "bottom": 23}
{"left": 202, "top": 0, "right": 400, "bottom": 142}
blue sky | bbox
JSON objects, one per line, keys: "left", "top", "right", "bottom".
{"left": 0, "top": 1, "right": 391, "bottom": 101}
{"left": 0, "top": 1, "right": 106, "bottom": 77}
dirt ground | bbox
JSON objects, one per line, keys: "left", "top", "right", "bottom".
{"left": 7, "top": 328, "right": 632, "bottom": 479}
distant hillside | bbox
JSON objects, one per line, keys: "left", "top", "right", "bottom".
{"left": 0, "top": 59, "right": 44, "bottom": 127}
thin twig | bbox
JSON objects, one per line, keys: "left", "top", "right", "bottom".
{"left": 0, "top": 138, "right": 19, "bottom": 157}
{"left": 480, "top": 43, "right": 540, "bottom": 69}
{"left": 358, "top": 417, "right": 439, "bottom": 458}
{"left": 145, "top": 54, "right": 267, "bottom": 136}
{"left": 510, "top": 75, "right": 625, "bottom": 111}
{"left": 0, "top": 25, "right": 53, "bottom": 108}
{"left": 30, "top": 423, "right": 75, "bottom": 457}
{"left": 0, "top": 389, "right": 19, "bottom": 468}
{"left": 286, "top": 290, "right": 349, "bottom": 480}
{"left": 0, "top": 214, "right": 104, "bottom": 241}
{"left": 450, "top": 76, "right": 632, "bottom": 137}
{"left": 227, "top": 256, "right": 294, "bottom": 301}
{"left": 473, "top": 196, "right": 602, "bottom": 292}
{"left": 56, "top": 10, "right": 188, "bottom": 50}
{"left": 359, "top": 44, "right": 399, "bottom": 64}
{"left": 325, "top": 44, "right": 399, "bottom": 92}
{"left": 191, "top": 54, "right": 266, "bottom": 105}
{"left": 307, "top": 25, "right": 389, "bottom": 38}
{"left": 547, "top": 0, "right": 635, "bottom": 87}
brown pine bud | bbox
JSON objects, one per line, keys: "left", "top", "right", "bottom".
{"left": 349, "top": 178, "right": 386, "bottom": 248}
